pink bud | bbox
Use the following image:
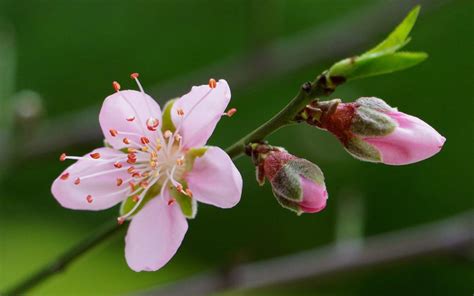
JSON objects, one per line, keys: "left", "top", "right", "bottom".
{"left": 314, "top": 97, "right": 446, "bottom": 165}
{"left": 260, "top": 149, "right": 328, "bottom": 215}
{"left": 362, "top": 111, "right": 446, "bottom": 165}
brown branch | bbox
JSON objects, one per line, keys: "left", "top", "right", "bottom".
{"left": 134, "top": 210, "right": 474, "bottom": 296}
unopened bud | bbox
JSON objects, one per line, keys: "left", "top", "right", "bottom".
{"left": 304, "top": 97, "right": 445, "bottom": 165}
{"left": 248, "top": 143, "right": 328, "bottom": 215}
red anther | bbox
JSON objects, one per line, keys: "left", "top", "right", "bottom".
{"left": 140, "top": 181, "right": 149, "bottom": 188}
{"left": 146, "top": 117, "right": 159, "bottom": 131}
{"left": 126, "top": 116, "right": 135, "bottom": 122}
{"left": 59, "top": 153, "right": 67, "bottom": 162}
{"left": 130, "top": 72, "right": 139, "bottom": 79}
{"left": 128, "top": 152, "right": 137, "bottom": 159}
{"left": 168, "top": 199, "right": 175, "bottom": 206}
{"left": 112, "top": 81, "right": 121, "bottom": 92}
{"left": 226, "top": 108, "right": 237, "bottom": 117}
{"left": 176, "top": 157, "right": 184, "bottom": 166}
{"left": 116, "top": 178, "right": 123, "bottom": 186}
{"left": 176, "top": 108, "right": 185, "bottom": 116}
{"left": 86, "top": 195, "right": 93, "bottom": 203}
{"left": 109, "top": 129, "right": 118, "bottom": 137}
{"left": 129, "top": 181, "right": 137, "bottom": 191}
{"left": 132, "top": 195, "right": 140, "bottom": 202}
{"left": 90, "top": 152, "right": 101, "bottom": 159}
{"left": 74, "top": 178, "right": 81, "bottom": 185}
{"left": 127, "top": 166, "right": 135, "bottom": 174}
{"left": 185, "top": 188, "right": 193, "bottom": 198}
{"left": 114, "top": 161, "right": 123, "bottom": 168}
{"left": 117, "top": 217, "right": 125, "bottom": 225}
{"left": 176, "top": 184, "right": 184, "bottom": 193}
{"left": 60, "top": 173, "right": 70, "bottom": 180}
{"left": 123, "top": 138, "right": 130, "bottom": 144}
{"left": 127, "top": 156, "right": 137, "bottom": 164}
{"left": 140, "top": 136, "right": 150, "bottom": 144}
{"left": 208, "top": 78, "right": 217, "bottom": 89}
{"left": 132, "top": 172, "right": 141, "bottom": 178}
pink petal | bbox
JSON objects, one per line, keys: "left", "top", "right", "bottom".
{"left": 364, "top": 111, "right": 446, "bottom": 165}
{"left": 299, "top": 176, "right": 328, "bottom": 213}
{"left": 99, "top": 90, "right": 162, "bottom": 150}
{"left": 125, "top": 196, "right": 188, "bottom": 272}
{"left": 171, "top": 80, "right": 231, "bottom": 148}
{"left": 186, "top": 146, "right": 242, "bottom": 208}
{"left": 51, "top": 148, "right": 130, "bottom": 210}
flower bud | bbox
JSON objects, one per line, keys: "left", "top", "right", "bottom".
{"left": 247, "top": 144, "right": 328, "bottom": 215}
{"left": 308, "top": 97, "right": 446, "bottom": 165}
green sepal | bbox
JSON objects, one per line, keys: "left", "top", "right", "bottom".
{"left": 328, "top": 51, "right": 428, "bottom": 81}
{"left": 345, "top": 136, "right": 382, "bottom": 163}
{"left": 169, "top": 181, "right": 197, "bottom": 219}
{"left": 184, "top": 147, "right": 208, "bottom": 171}
{"left": 119, "top": 184, "right": 159, "bottom": 217}
{"left": 364, "top": 5, "right": 420, "bottom": 55}
{"left": 161, "top": 99, "right": 177, "bottom": 133}
{"left": 273, "top": 190, "right": 303, "bottom": 216}
{"left": 271, "top": 158, "right": 324, "bottom": 202}
{"left": 351, "top": 106, "right": 397, "bottom": 137}
{"left": 355, "top": 97, "right": 394, "bottom": 112}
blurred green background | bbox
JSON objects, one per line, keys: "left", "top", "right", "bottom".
{"left": 0, "top": 0, "right": 472, "bottom": 295}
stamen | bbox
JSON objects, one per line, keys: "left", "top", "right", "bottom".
{"left": 86, "top": 195, "right": 93, "bottom": 203}
{"left": 117, "top": 217, "right": 125, "bottom": 225}
{"left": 168, "top": 199, "right": 175, "bottom": 206}
{"left": 208, "top": 78, "right": 217, "bottom": 89}
{"left": 130, "top": 72, "right": 139, "bottom": 79}
{"left": 90, "top": 152, "right": 101, "bottom": 159}
{"left": 140, "top": 181, "right": 149, "bottom": 188}
{"left": 164, "top": 130, "right": 172, "bottom": 139}
{"left": 127, "top": 166, "right": 135, "bottom": 174}
{"left": 123, "top": 138, "right": 130, "bottom": 144}
{"left": 109, "top": 129, "right": 118, "bottom": 137}
{"left": 132, "top": 195, "right": 140, "bottom": 203}
{"left": 177, "top": 108, "right": 185, "bottom": 116}
{"left": 132, "top": 172, "right": 141, "bottom": 178}
{"left": 224, "top": 108, "right": 237, "bottom": 117}
{"left": 116, "top": 178, "right": 123, "bottom": 186}
{"left": 146, "top": 117, "right": 159, "bottom": 131}
{"left": 128, "top": 148, "right": 137, "bottom": 153}
{"left": 129, "top": 181, "right": 137, "bottom": 191}
{"left": 60, "top": 173, "right": 69, "bottom": 180}
{"left": 126, "top": 116, "right": 135, "bottom": 122}
{"left": 74, "top": 178, "right": 81, "bottom": 185}
{"left": 185, "top": 188, "right": 193, "bottom": 198}
{"left": 141, "top": 146, "right": 149, "bottom": 152}
{"left": 60, "top": 153, "right": 67, "bottom": 162}
{"left": 113, "top": 81, "right": 121, "bottom": 92}
{"left": 174, "top": 133, "right": 182, "bottom": 142}
{"left": 114, "top": 162, "right": 123, "bottom": 168}
{"left": 140, "top": 136, "right": 150, "bottom": 144}
{"left": 176, "top": 156, "right": 184, "bottom": 166}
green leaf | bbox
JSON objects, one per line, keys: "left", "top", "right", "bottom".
{"left": 161, "top": 99, "right": 177, "bottom": 133}
{"left": 328, "top": 51, "right": 427, "bottom": 81}
{"left": 169, "top": 181, "right": 197, "bottom": 219}
{"left": 364, "top": 5, "right": 420, "bottom": 55}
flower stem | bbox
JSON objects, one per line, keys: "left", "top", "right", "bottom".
{"left": 226, "top": 75, "right": 336, "bottom": 159}
{"left": 3, "top": 220, "right": 123, "bottom": 295}
{"left": 3, "top": 73, "right": 338, "bottom": 296}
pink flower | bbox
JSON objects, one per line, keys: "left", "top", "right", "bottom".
{"left": 251, "top": 146, "right": 327, "bottom": 215}
{"left": 52, "top": 75, "right": 242, "bottom": 272}
{"left": 315, "top": 97, "right": 446, "bottom": 165}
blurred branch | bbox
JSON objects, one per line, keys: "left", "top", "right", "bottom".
{"left": 0, "top": 0, "right": 454, "bottom": 164}
{"left": 134, "top": 210, "right": 474, "bottom": 296}
{"left": 2, "top": 221, "right": 123, "bottom": 296}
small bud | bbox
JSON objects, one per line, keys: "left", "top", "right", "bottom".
{"left": 307, "top": 97, "right": 445, "bottom": 165}
{"left": 248, "top": 144, "right": 328, "bottom": 215}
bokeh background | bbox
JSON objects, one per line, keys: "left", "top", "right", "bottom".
{"left": 0, "top": 0, "right": 473, "bottom": 295}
